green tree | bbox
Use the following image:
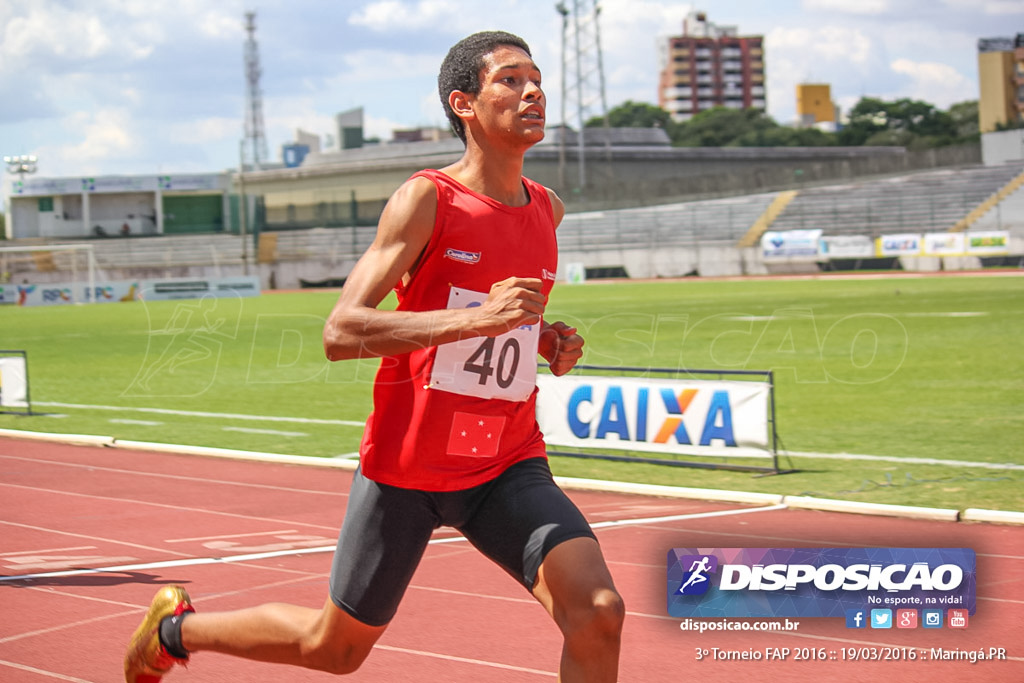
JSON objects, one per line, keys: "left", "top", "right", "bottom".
{"left": 839, "top": 96, "right": 962, "bottom": 148}
{"left": 948, "top": 100, "right": 979, "bottom": 139}
{"left": 586, "top": 100, "right": 674, "bottom": 129}
{"left": 671, "top": 107, "right": 801, "bottom": 147}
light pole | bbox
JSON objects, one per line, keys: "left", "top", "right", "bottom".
{"left": 3, "top": 155, "right": 38, "bottom": 240}
{"left": 237, "top": 141, "right": 250, "bottom": 275}
{"left": 4, "top": 154, "right": 37, "bottom": 187}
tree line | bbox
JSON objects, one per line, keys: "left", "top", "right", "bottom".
{"left": 587, "top": 97, "right": 984, "bottom": 150}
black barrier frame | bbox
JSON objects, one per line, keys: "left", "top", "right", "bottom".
{"left": 0, "top": 350, "right": 32, "bottom": 416}
{"left": 542, "top": 364, "right": 796, "bottom": 475}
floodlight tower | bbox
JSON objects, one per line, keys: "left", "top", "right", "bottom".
{"left": 3, "top": 154, "right": 37, "bottom": 185}
{"left": 243, "top": 11, "right": 268, "bottom": 170}
{"left": 556, "top": 0, "right": 610, "bottom": 192}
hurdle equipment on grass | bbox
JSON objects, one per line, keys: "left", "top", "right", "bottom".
{"left": 0, "top": 350, "right": 30, "bottom": 415}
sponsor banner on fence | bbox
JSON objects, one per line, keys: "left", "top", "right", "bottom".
{"left": 819, "top": 234, "right": 874, "bottom": 259}
{"left": 876, "top": 233, "right": 922, "bottom": 257}
{"left": 139, "top": 276, "right": 261, "bottom": 301}
{"left": 667, "top": 547, "right": 976, "bottom": 619}
{"left": 10, "top": 281, "right": 139, "bottom": 306}
{"left": 761, "top": 229, "right": 823, "bottom": 261}
{"left": 965, "top": 231, "right": 1010, "bottom": 255}
{"left": 535, "top": 374, "right": 771, "bottom": 459}
{"left": 923, "top": 232, "right": 966, "bottom": 256}
{"left": 11, "top": 276, "right": 261, "bottom": 306}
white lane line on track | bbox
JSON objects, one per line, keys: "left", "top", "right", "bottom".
{"left": 0, "top": 482, "right": 340, "bottom": 533}
{"left": 372, "top": 644, "right": 557, "bottom": 678}
{"left": 0, "top": 505, "right": 783, "bottom": 583}
{"left": 0, "top": 453, "right": 347, "bottom": 497}
{"left": 166, "top": 529, "right": 299, "bottom": 543}
{"left": 0, "top": 659, "right": 93, "bottom": 682}
{"left": 784, "top": 450, "right": 1024, "bottom": 470}
{"left": 33, "top": 401, "right": 366, "bottom": 427}
{"left": 0, "top": 545, "right": 96, "bottom": 557}
{"left": 222, "top": 426, "right": 309, "bottom": 437}
{"left": 110, "top": 418, "right": 163, "bottom": 426}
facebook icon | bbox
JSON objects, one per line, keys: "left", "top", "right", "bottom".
{"left": 845, "top": 609, "right": 866, "bottom": 629}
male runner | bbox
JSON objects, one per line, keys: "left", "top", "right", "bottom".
{"left": 124, "top": 30, "right": 623, "bottom": 682}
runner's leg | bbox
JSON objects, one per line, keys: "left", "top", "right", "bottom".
{"left": 532, "top": 536, "right": 623, "bottom": 683}
{"left": 181, "top": 600, "right": 385, "bottom": 675}
{"left": 458, "top": 458, "right": 624, "bottom": 682}
{"left": 182, "top": 467, "right": 438, "bottom": 675}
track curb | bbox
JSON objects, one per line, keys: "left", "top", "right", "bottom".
{"left": 2, "top": 428, "right": 1021, "bottom": 525}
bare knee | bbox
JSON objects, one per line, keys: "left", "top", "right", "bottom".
{"left": 302, "top": 635, "right": 373, "bottom": 676}
{"left": 563, "top": 588, "right": 625, "bottom": 643}
{"left": 300, "top": 606, "right": 382, "bottom": 676}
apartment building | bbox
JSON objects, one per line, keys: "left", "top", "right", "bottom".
{"left": 977, "top": 35, "right": 1024, "bottom": 133}
{"left": 658, "top": 11, "right": 765, "bottom": 122}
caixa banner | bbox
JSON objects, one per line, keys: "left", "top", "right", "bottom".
{"left": 667, "top": 548, "right": 976, "bottom": 618}
{"left": 535, "top": 374, "right": 772, "bottom": 460}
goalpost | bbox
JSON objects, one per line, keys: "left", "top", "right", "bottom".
{"left": 0, "top": 243, "right": 97, "bottom": 304}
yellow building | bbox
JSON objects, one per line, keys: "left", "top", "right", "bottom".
{"left": 796, "top": 83, "right": 834, "bottom": 126}
{"left": 977, "top": 36, "right": 1023, "bottom": 133}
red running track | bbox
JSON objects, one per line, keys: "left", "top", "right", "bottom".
{"left": 0, "top": 435, "right": 1021, "bottom": 682}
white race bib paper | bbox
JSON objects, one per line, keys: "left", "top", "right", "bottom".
{"left": 429, "top": 287, "right": 539, "bottom": 402}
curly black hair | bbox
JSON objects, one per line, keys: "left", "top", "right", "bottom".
{"left": 438, "top": 31, "right": 532, "bottom": 144}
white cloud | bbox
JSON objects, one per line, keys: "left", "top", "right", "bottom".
{"left": 765, "top": 25, "right": 883, "bottom": 122}
{"left": 768, "top": 26, "right": 876, "bottom": 65}
{"left": 331, "top": 49, "right": 440, "bottom": 85}
{"left": 349, "top": 1, "right": 464, "bottom": 32}
{"left": 941, "top": 0, "right": 1024, "bottom": 15}
{"left": 56, "top": 109, "right": 139, "bottom": 167}
{"left": 165, "top": 116, "right": 240, "bottom": 146}
{"left": 890, "top": 58, "right": 973, "bottom": 107}
{"left": 803, "top": 0, "right": 890, "bottom": 13}
{"left": 2, "top": 8, "right": 112, "bottom": 61}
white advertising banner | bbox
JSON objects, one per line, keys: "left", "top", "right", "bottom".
{"left": 761, "top": 230, "right": 823, "bottom": 261}
{"left": 876, "top": 233, "right": 922, "bottom": 257}
{"left": 965, "top": 231, "right": 1010, "bottom": 255}
{"left": 0, "top": 356, "right": 28, "bottom": 409}
{"left": 535, "top": 374, "right": 771, "bottom": 459}
{"left": 819, "top": 234, "right": 874, "bottom": 259}
{"left": 923, "top": 232, "right": 965, "bottom": 256}
{"left": 11, "top": 276, "right": 261, "bottom": 306}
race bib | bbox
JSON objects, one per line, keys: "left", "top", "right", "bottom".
{"left": 429, "top": 287, "right": 539, "bottom": 402}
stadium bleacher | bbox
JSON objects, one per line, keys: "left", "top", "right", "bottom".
{"left": 767, "top": 162, "right": 1024, "bottom": 237}
{"left": 7, "top": 161, "right": 1022, "bottom": 284}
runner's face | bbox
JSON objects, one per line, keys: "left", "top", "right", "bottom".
{"left": 472, "top": 45, "right": 545, "bottom": 144}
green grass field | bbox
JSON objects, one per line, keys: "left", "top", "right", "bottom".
{"left": 2, "top": 273, "right": 1021, "bottom": 512}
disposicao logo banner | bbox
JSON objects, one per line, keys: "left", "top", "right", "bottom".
{"left": 667, "top": 548, "right": 976, "bottom": 618}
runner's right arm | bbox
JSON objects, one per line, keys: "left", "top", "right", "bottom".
{"left": 323, "top": 176, "right": 546, "bottom": 361}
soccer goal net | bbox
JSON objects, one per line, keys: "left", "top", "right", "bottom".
{"left": 0, "top": 243, "right": 97, "bottom": 304}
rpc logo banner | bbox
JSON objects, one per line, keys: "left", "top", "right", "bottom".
{"left": 535, "top": 374, "right": 770, "bottom": 459}
{"left": 667, "top": 548, "right": 976, "bottom": 618}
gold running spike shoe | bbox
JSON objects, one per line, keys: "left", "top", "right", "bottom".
{"left": 124, "top": 585, "right": 195, "bottom": 682}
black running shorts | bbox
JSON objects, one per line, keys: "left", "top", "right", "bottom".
{"left": 328, "top": 457, "right": 596, "bottom": 627}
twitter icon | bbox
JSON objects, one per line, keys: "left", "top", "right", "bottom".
{"left": 870, "top": 609, "right": 893, "bottom": 629}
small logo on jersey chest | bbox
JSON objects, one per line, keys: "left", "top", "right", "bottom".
{"left": 445, "top": 248, "right": 482, "bottom": 264}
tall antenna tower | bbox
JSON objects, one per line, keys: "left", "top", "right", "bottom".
{"left": 243, "top": 10, "right": 268, "bottom": 170}
{"left": 556, "top": 0, "right": 610, "bottom": 191}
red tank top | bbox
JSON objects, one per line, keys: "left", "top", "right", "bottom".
{"left": 358, "top": 169, "right": 559, "bottom": 491}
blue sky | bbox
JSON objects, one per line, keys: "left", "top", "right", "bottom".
{"left": 0, "top": 0, "right": 1020, "bottom": 186}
